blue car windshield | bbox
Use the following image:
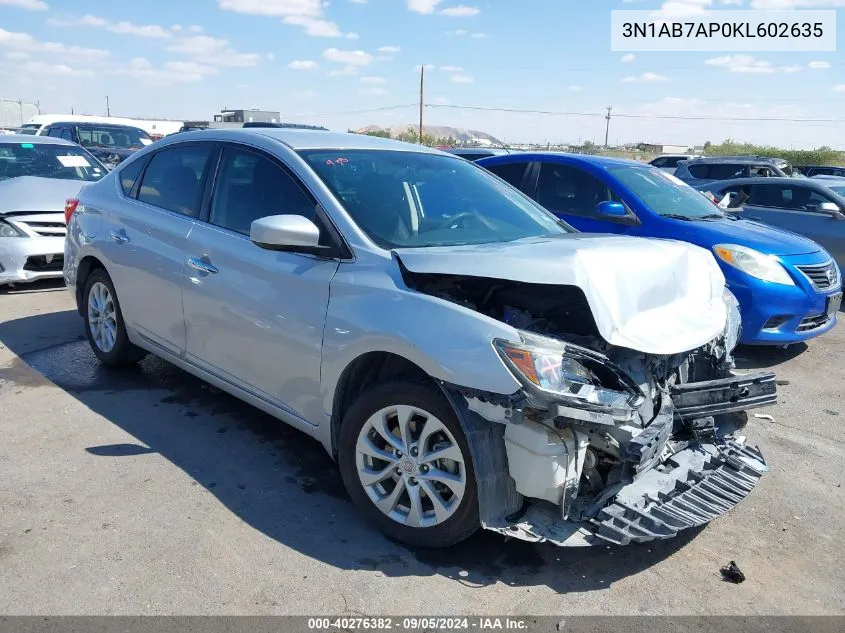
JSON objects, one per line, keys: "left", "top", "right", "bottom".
{"left": 610, "top": 166, "right": 723, "bottom": 219}
{"left": 299, "top": 150, "right": 570, "bottom": 249}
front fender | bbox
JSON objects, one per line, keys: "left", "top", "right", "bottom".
{"left": 320, "top": 258, "right": 523, "bottom": 417}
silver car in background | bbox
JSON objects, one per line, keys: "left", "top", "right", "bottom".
{"left": 1, "top": 135, "right": 106, "bottom": 285}
{"left": 64, "top": 129, "right": 774, "bottom": 548}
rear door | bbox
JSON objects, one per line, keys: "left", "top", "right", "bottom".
{"left": 737, "top": 182, "right": 845, "bottom": 261}
{"left": 101, "top": 142, "right": 216, "bottom": 355}
{"left": 181, "top": 143, "right": 340, "bottom": 421}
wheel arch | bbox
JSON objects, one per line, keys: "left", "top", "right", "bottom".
{"left": 74, "top": 255, "right": 107, "bottom": 315}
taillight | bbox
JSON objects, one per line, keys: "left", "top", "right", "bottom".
{"left": 64, "top": 198, "right": 79, "bottom": 225}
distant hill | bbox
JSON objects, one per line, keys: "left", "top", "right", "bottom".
{"left": 355, "top": 124, "right": 502, "bottom": 145}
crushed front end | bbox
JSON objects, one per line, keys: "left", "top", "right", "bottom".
{"left": 462, "top": 291, "right": 775, "bottom": 546}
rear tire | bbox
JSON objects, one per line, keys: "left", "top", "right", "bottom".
{"left": 82, "top": 268, "right": 146, "bottom": 367}
{"left": 338, "top": 379, "right": 479, "bottom": 548}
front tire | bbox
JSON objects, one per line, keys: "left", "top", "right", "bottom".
{"left": 83, "top": 268, "right": 146, "bottom": 367}
{"left": 338, "top": 380, "right": 479, "bottom": 548}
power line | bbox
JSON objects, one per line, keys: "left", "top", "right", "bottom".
{"left": 424, "top": 103, "right": 845, "bottom": 124}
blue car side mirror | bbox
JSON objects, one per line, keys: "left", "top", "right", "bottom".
{"left": 597, "top": 201, "right": 627, "bottom": 218}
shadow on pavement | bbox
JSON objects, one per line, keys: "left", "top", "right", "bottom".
{"left": 733, "top": 343, "right": 809, "bottom": 370}
{"left": 0, "top": 308, "right": 701, "bottom": 593}
{"left": 0, "top": 279, "right": 67, "bottom": 296}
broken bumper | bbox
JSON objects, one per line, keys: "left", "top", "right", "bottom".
{"left": 498, "top": 436, "right": 768, "bottom": 547}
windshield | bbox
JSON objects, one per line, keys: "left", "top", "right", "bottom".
{"left": 827, "top": 185, "right": 845, "bottom": 196}
{"left": 610, "top": 166, "right": 723, "bottom": 220}
{"left": 299, "top": 149, "right": 569, "bottom": 248}
{"left": 0, "top": 142, "right": 105, "bottom": 182}
{"left": 77, "top": 125, "right": 152, "bottom": 150}
{"left": 16, "top": 127, "right": 38, "bottom": 135}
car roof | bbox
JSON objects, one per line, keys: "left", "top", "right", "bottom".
{"left": 48, "top": 121, "right": 148, "bottom": 131}
{"left": 687, "top": 156, "right": 787, "bottom": 165}
{"left": 0, "top": 134, "right": 77, "bottom": 146}
{"left": 172, "top": 128, "right": 445, "bottom": 154}
{"left": 446, "top": 147, "right": 511, "bottom": 155}
{"left": 695, "top": 176, "right": 826, "bottom": 190}
{"left": 479, "top": 151, "right": 643, "bottom": 169}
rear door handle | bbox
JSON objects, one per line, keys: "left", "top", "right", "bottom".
{"left": 187, "top": 257, "right": 218, "bottom": 275}
{"left": 110, "top": 229, "right": 130, "bottom": 244}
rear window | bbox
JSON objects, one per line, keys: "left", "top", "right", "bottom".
{"left": 688, "top": 163, "right": 746, "bottom": 180}
{"left": 76, "top": 125, "right": 153, "bottom": 150}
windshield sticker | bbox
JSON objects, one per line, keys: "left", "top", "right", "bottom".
{"left": 139, "top": 138, "right": 153, "bottom": 146}
{"left": 325, "top": 157, "right": 349, "bottom": 166}
{"left": 20, "top": 143, "right": 34, "bottom": 149}
{"left": 57, "top": 155, "right": 91, "bottom": 168}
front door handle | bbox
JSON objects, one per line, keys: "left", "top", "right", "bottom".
{"left": 110, "top": 229, "right": 130, "bottom": 244}
{"left": 187, "top": 256, "right": 218, "bottom": 275}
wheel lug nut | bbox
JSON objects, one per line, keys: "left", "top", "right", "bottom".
{"left": 395, "top": 468, "right": 402, "bottom": 475}
{"left": 410, "top": 447, "right": 418, "bottom": 457}
{"left": 408, "top": 477, "right": 417, "bottom": 486}
{"left": 420, "top": 465, "right": 429, "bottom": 473}
{"left": 395, "top": 450, "right": 402, "bottom": 458}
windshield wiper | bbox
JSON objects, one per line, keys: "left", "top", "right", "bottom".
{"left": 698, "top": 213, "right": 728, "bottom": 220}
{"left": 660, "top": 213, "right": 695, "bottom": 221}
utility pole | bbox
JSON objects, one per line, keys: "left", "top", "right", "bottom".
{"left": 106, "top": 95, "right": 111, "bottom": 117}
{"left": 604, "top": 106, "right": 612, "bottom": 148}
{"left": 418, "top": 65, "right": 425, "bottom": 145}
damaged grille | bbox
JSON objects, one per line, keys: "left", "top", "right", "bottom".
{"left": 23, "top": 254, "right": 64, "bottom": 272}
{"left": 797, "top": 313, "right": 833, "bottom": 332}
{"left": 594, "top": 442, "right": 767, "bottom": 545}
{"left": 796, "top": 261, "right": 839, "bottom": 291}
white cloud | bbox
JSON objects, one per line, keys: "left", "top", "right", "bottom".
{"left": 322, "top": 47, "right": 374, "bottom": 66}
{"left": 451, "top": 73, "right": 474, "bottom": 83}
{"left": 809, "top": 60, "right": 831, "bottom": 69}
{"left": 171, "top": 24, "right": 183, "bottom": 31}
{"left": 167, "top": 35, "right": 261, "bottom": 67}
{"left": 408, "top": 0, "right": 443, "bottom": 13}
{"left": 0, "top": 0, "right": 48, "bottom": 10}
{"left": 439, "top": 5, "right": 480, "bottom": 16}
{"left": 350, "top": 0, "right": 369, "bottom": 4}
{"left": 4, "top": 51, "right": 28, "bottom": 60}
{"left": 284, "top": 16, "right": 344, "bottom": 37}
{"left": 432, "top": 97, "right": 450, "bottom": 105}
{"left": 288, "top": 59, "right": 318, "bottom": 70}
{"left": 112, "top": 56, "right": 213, "bottom": 85}
{"left": 752, "top": 0, "right": 845, "bottom": 7}
{"left": 188, "top": 25, "right": 204, "bottom": 33}
{"left": 833, "top": 84, "right": 845, "bottom": 92}
{"left": 414, "top": 63, "right": 435, "bottom": 71}
{"left": 470, "top": 32, "right": 487, "bottom": 38}
{"left": 447, "top": 29, "right": 468, "bottom": 35}
{"left": 218, "top": 0, "right": 322, "bottom": 17}
{"left": 294, "top": 89, "right": 316, "bottom": 98}
{"left": 440, "top": 65, "right": 463, "bottom": 72}
{"left": 49, "top": 15, "right": 172, "bottom": 38}
{"left": 621, "top": 53, "right": 636, "bottom": 63}
{"left": 568, "top": 85, "right": 583, "bottom": 91}
{"left": 622, "top": 71, "right": 669, "bottom": 82}
{"left": 360, "top": 75, "right": 387, "bottom": 84}
{"left": 0, "top": 28, "right": 111, "bottom": 61}
{"left": 266, "top": 52, "right": 275, "bottom": 60}
{"left": 346, "top": 32, "right": 359, "bottom": 39}
{"left": 378, "top": 46, "right": 400, "bottom": 53}
{"left": 705, "top": 54, "right": 803, "bottom": 73}
{"left": 360, "top": 87, "right": 387, "bottom": 95}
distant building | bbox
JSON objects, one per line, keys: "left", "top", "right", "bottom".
{"left": 636, "top": 143, "right": 691, "bottom": 155}
{"left": 213, "top": 108, "right": 280, "bottom": 124}
{"left": 0, "top": 98, "right": 39, "bottom": 129}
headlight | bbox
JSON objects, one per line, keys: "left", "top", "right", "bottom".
{"left": 713, "top": 244, "right": 795, "bottom": 286}
{"left": 494, "top": 332, "right": 642, "bottom": 410}
{"left": 0, "top": 219, "right": 24, "bottom": 238}
{"left": 722, "top": 287, "right": 742, "bottom": 353}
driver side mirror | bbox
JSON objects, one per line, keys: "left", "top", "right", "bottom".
{"left": 818, "top": 202, "right": 845, "bottom": 220}
{"left": 596, "top": 201, "right": 628, "bottom": 218}
{"left": 250, "top": 215, "right": 329, "bottom": 253}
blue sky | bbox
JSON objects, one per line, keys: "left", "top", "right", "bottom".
{"left": 1, "top": 0, "right": 844, "bottom": 147}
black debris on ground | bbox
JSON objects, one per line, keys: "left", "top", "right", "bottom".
{"left": 720, "top": 560, "right": 746, "bottom": 584}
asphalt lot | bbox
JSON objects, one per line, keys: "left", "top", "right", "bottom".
{"left": 0, "top": 280, "right": 843, "bottom": 615}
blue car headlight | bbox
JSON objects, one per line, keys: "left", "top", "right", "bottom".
{"left": 713, "top": 244, "right": 795, "bottom": 286}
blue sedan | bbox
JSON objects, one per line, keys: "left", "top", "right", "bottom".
{"left": 477, "top": 153, "right": 842, "bottom": 345}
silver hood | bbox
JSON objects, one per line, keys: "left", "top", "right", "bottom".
{"left": 394, "top": 234, "right": 728, "bottom": 355}
{"left": 0, "top": 176, "right": 87, "bottom": 215}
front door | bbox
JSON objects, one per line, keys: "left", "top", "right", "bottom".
{"left": 102, "top": 142, "right": 215, "bottom": 355}
{"left": 738, "top": 183, "right": 845, "bottom": 267}
{"left": 182, "top": 144, "right": 339, "bottom": 421}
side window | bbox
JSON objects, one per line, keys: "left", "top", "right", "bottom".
{"left": 750, "top": 166, "right": 772, "bottom": 177}
{"left": 687, "top": 164, "right": 709, "bottom": 178}
{"left": 747, "top": 184, "right": 788, "bottom": 208}
{"left": 137, "top": 144, "right": 214, "bottom": 217}
{"left": 60, "top": 128, "right": 74, "bottom": 141}
{"left": 536, "top": 164, "right": 614, "bottom": 217}
{"left": 708, "top": 164, "right": 747, "bottom": 180}
{"left": 781, "top": 187, "right": 833, "bottom": 212}
{"left": 46, "top": 126, "right": 63, "bottom": 138}
{"left": 485, "top": 162, "right": 530, "bottom": 189}
{"left": 119, "top": 157, "right": 147, "bottom": 197}
{"left": 650, "top": 158, "right": 667, "bottom": 168}
{"left": 209, "top": 146, "right": 316, "bottom": 236}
